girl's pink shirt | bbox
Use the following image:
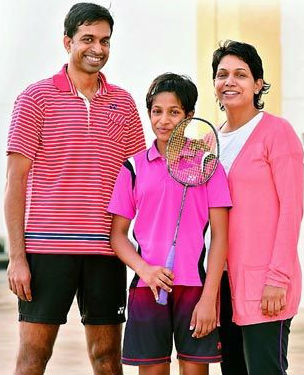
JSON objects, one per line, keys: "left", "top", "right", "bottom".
{"left": 227, "top": 112, "right": 303, "bottom": 325}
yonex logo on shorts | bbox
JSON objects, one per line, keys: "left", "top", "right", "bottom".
{"left": 117, "top": 306, "right": 125, "bottom": 315}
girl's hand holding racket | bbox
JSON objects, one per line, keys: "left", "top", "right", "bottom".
{"left": 137, "top": 263, "right": 174, "bottom": 301}
{"left": 190, "top": 297, "right": 217, "bottom": 338}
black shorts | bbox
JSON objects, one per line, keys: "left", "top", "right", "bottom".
{"left": 19, "top": 253, "right": 126, "bottom": 325}
{"left": 122, "top": 286, "right": 222, "bottom": 366}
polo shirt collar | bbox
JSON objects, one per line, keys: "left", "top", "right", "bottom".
{"left": 147, "top": 140, "right": 164, "bottom": 161}
{"left": 52, "top": 64, "right": 109, "bottom": 96}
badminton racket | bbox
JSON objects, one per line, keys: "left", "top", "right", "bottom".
{"left": 157, "top": 117, "right": 219, "bottom": 305}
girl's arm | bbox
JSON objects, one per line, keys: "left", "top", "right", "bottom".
{"left": 110, "top": 214, "right": 174, "bottom": 300}
{"left": 190, "top": 207, "right": 229, "bottom": 338}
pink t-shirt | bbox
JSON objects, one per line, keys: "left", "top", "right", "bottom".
{"left": 108, "top": 141, "right": 232, "bottom": 287}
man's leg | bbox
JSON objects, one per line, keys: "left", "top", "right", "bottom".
{"left": 16, "top": 254, "right": 81, "bottom": 374}
{"left": 85, "top": 324, "right": 123, "bottom": 375}
{"left": 15, "top": 322, "right": 59, "bottom": 375}
{"left": 79, "top": 255, "right": 127, "bottom": 375}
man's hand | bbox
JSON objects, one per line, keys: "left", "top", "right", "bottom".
{"left": 261, "top": 285, "right": 286, "bottom": 317}
{"left": 5, "top": 153, "right": 33, "bottom": 302}
{"left": 138, "top": 263, "right": 174, "bottom": 301}
{"left": 190, "top": 297, "right": 217, "bottom": 338}
{"left": 7, "top": 257, "right": 32, "bottom": 302}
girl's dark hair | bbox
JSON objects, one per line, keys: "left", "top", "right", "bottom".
{"left": 212, "top": 40, "right": 270, "bottom": 110}
{"left": 64, "top": 2, "right": 114, "bottom": 38}
{"left": 146, "top": 73, "right": 198, "bottom": 115}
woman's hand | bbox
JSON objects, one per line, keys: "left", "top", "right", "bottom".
{"left": 261, "top": 285, "right": 287, "bottom": 317}
{"left": 190, "top": 297, "right": 217, "bottom": 338}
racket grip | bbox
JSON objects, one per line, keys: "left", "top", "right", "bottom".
{"left": 157, "top": 288, "right": 169, "bottom": 305}
{"left": 157, "top": 245, "right": 175, "bottom": 306}
{"left": 164, "top": 245, "right": 175, "bottom": 270}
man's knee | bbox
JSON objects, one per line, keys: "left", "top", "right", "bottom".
{"left": 16, "top": 343, "right": 53, "bottom": 374}
{"left": 16, "top": 322, "right": 59, "bottom": 374}
{"left": 88, "top": 342, "right": 122, "bottom": 373}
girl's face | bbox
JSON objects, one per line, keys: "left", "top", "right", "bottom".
{"left": 149, "top": 91, "right": 186, "bottom": 154}
{"left": 214, "top": 54, "right": 263, "bottom": 112}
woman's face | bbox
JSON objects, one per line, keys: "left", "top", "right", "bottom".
{"left": 214, "top": 54, "right": 263, "bottom": 112}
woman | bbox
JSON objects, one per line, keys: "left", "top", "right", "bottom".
{"left": 212, "top": 40, "right": 303, "bottom": 375}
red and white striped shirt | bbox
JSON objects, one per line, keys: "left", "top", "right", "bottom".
{"left": 7, "top": 65, "right": 146, "bottom": 255}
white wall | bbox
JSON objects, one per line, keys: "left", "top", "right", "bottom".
{"left": 281, "top": 0, "right": 304, "bottom": 140}
{"left": 0, "top": 0, "right": 197, "bottom": 236}
{"left": 281, "top": 1, "right": 304, "bottom": 307}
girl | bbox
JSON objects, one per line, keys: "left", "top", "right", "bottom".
{"left": 108, "top": 73, "right": 231, "bottom": 375}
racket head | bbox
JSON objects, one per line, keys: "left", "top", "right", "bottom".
{"left": 166, "top": 117, "right": 219, "bottom": 186}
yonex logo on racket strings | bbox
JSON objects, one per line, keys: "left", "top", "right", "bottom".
{"left": 187, "top": 175, "right": 196, "bottom": 183}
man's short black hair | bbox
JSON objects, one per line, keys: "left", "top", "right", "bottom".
{"left": 64, "top": 2, "right": 114, "bottom": 38}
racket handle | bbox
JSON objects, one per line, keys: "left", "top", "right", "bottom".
{"left": 157, "top": 245, "right": 175, "bottom": 306}
{"left": 157, "top": 288, "right": 169, "bottom": 305}
{"left": 164, "top": 245, "right": 175, "bottom": 270}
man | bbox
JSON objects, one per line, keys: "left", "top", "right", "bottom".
{"left": 4, "top": 3, "right": 145, "bottom": 375}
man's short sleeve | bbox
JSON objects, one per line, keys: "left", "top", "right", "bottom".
{"left": 7, "top": 92, "right": 44, "bottom": 160}
{"left": 108, "top": 164, "right": 137, "bottom": 220}
{"left": 206, "top": 162, "right": 232, "bottom": 208}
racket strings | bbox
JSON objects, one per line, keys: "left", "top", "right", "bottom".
{"left": 167, "top": 119, "right": 219, "bottom": 186}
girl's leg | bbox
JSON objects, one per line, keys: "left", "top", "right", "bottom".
{"left": 139, "top": 363, "right": 170, "bottom": 375}
{"left": 179, "top": 360, "right": 208, "bottom": 375}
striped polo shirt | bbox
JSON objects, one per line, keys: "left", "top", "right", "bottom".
{"left": 7, "top": 65, "right": 146, "bottom": 255}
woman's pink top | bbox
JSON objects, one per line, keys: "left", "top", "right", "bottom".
{"left": 227, "top": 112, "right": 303, "bottom": 325}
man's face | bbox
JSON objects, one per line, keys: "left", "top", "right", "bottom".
{"left": 64, "top": 20, "right": 111, "bottom": 74}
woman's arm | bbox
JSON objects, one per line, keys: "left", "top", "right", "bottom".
{"left": 110, "top": 214, "right": 174, "bottom": 300}
{"left": 262, "top": 122, "right": 303, "bottom": 317}
{"left": 190, "top": 207, "right": 229, "bottom": 338}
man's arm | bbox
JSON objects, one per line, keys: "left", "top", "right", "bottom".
{"left": 4, "top": 153, "right": 32, "bottom": 301}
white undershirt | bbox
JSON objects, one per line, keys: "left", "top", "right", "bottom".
{"left": 77, "top": 90, "right": 91, "bottom": 111}
{"left": 218, "top": 111, "right": 264, "bottom": 174}
{"left": 204, "top": 111, "right": 264, "bottom": 270}
{"left": 77, "top": 83, "right": 100, "bottom": 111}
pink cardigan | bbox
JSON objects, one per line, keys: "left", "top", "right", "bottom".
{"left": 227, "top": 112, "right": 303, "bottom": 325}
